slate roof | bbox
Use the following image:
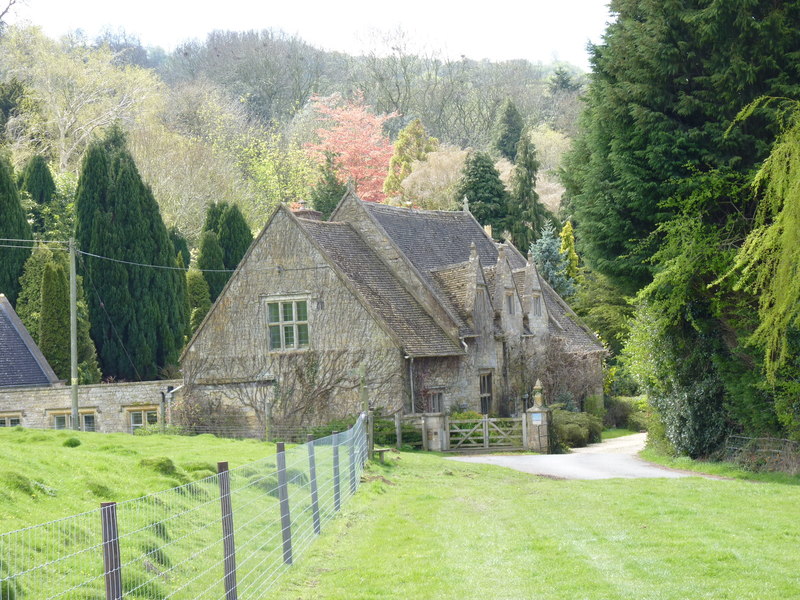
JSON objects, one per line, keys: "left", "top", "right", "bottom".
{"left": 362, "top": 201, "right": 602, "bottom": 354}
{"left": 300, "top": 219, "right": 463, "bottom": 357}
{"left": 0, "top": 294, "right": 61, "bottom": 388}
{"left": 430, "top": 262, "right": 473, "bottom": 329}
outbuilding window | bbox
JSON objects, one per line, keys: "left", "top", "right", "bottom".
{"left": 479, "top": 372, "right": 493, "bottom": 414}
{"left": 0, "top": 414, "right": 21, "bottom": 427}
{"left": 267, "top": 299, "right": 309, "bottom": 350}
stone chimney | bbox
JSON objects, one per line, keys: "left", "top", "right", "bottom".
{"left": 291, "top": 200, "right": 323, "bottom": 221}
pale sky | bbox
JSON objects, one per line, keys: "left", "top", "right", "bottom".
{"left": 8, "top": 0, "right": 613, "bottom": 69}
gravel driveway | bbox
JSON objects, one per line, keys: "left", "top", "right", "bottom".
{"left": 447, "top": 433, "right": 689, "bottom": 480}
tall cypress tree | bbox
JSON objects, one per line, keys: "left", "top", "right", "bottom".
{"left": 506, "top": 133, "right": 552, "bottom": 250}
{"left": 454, "top": 151, "right": 509, "bottom": 238}
{"left": 75, "top": 128, "right": 186, "bottom": 380}
{"left": 187, "top": 267, "right": 211, "bottom": 335}
{"left": 196, "top": 230, "right": 227, "bottom": 302}
{"left": 0, "top": 156, "right": 32, "bottom": 306}
{"left": 169, "top": 225, "right": 191, "bottom": 268}
{"left": 38, "top": 261, "right": 70, "bottom": 380}
{"left": 217, "top": 204, "right": 252, "bottom": 271}
{"left": 20, "top": 155, "right": 56, "bottom": 235}
{"left": 492, "top": 99, "right": 524, "bottom": 162}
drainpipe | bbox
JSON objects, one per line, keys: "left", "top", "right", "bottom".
{"left": 408, "top": 356, "right": 415, "bottom": 415}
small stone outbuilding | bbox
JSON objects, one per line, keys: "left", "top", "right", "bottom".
{"left": 181, "top": 193, "right": 604, "bottom": 432}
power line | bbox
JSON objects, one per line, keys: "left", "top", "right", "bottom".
{"left": 0, "top": 238, "right": 68, "bottom": 244}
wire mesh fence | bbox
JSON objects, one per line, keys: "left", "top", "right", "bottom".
{"left": 0, "top": 415, "right": 367, "bottom": 600}
{"left": 724, "top": 435, "right": 800, "bottom": 475}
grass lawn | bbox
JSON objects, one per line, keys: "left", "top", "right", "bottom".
{"left": 273, "top": 451, "right": 800, "bottom": 600}
{"left": 602, "top": 428, "right": 641, "bottom": 440}
{"left": 0, "top": 426, "right": 275, "bottom": 532}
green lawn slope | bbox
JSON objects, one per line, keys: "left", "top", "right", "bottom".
{"left": 0, "top": 427, "right": 274, "bottom": 532}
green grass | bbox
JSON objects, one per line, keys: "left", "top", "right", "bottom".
{"left": 273, "top": 452, "right": 800, "bottom": 600}
{"left": 0, "top": 426, "right": 276, "bottom": 532}
{"left": 640, "top": 448, "right": 800, "bottom": 485}
{"left": 602, "top": 428, "right": 641, "bottom": 440}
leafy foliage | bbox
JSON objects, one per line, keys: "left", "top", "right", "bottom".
{"left": 384, "top": 118, "right": 438, "bottom": 198}
{"left": 305, "top": 94, "right": 396, "bottom": 203}
{"left": 19, "top": 155, "right": 55, "bottom": 234}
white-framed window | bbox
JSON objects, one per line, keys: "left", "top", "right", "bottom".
{"left": 266, "top": 298, "right": 309, "bottom": 351}
{"left": 532, "top": 295, "right": 542, "bottom": 317}
{"left": 0, "top": 414, "right": 21, "bottom": 427}
{"left": 128, "top": 407, "right": 158, "bottom": 433}
{"left": 50, "top": 411, "right": 96, "bottom": 431}
{"left": 480, "top": 372, "right": 493, "bottom": 414}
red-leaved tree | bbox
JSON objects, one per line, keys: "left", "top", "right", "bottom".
{"left": 305, "top": 93, "right": 397, "bottom": 203}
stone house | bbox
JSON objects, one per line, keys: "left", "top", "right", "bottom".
{"left": 181, "top": 193, "right": 604, "bottom": 431}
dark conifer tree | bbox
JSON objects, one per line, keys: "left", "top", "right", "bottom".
{"left": 310, "top": 151, "right": 347, "bottom": 220}
{"left": 197, "top": 230, "right": 227, "bottom": 302}
{"left": 454, "top": 151, "right": 509, "bottom": 238}
{"left": 20, "top": 155, "right": 56, "bottom": 235}
{"left": 0, "top": 156, "right": 32, "bottom": 305}
{"left": 75, "top": 128, "right": 186, "bottom": 380}
{"left": 169, "top": 225, "right": 191, "bottom": 268}
{"left": 492, "top": 98, "right": 524, "bottom": 162}
{"left": 202, "top": 201, "right": 228, "bottom": 234}
{"left": 217, "top": 203, "right": 252, "bottom": 271}
{"left": 506, "top": 133, "right": 552, "bottom": 250}
{"left": 38, "top": 261, "right": 70, "bottom": 379}
{"left": 186, "top": 267, "right": 211, "bottom": 335}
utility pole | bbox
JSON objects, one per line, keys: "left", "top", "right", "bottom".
{"left": 69, "top": 237, "right": 79, "bottom": 430}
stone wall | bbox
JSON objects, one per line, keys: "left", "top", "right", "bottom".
{"left": 0, "top": 380, "right": 182, "bottom": 432}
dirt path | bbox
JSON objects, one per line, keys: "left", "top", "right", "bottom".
{"left": 447, "top": 433, "right": 690, "bottom": 480}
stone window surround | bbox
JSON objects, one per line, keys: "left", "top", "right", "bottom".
{"left": 46, "top": 407, "right": 98, "bottom": 431}
{"left": 126, "top": 405, "right": 159, "bottom": 433}
{"left": 263, "top": 295, "right": 310, "bottom": 352}
{"left": 0, "top": 412, "right": 22, "bottom": 427}
{"left": 479, "top": 371, "right": 493, "bottom": 414}
{"left": 532, "top": 294, "right": 542, "bottom": 317}
{"left": 505, "top": 290, "right": 516, "bottom": 315}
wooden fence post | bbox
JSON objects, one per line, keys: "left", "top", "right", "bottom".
{"left": 276, "top": 443, "right": 293, "bottom": 565}
{"left": 521, "top": 411, "right": 529, "bottom": 450}
{"left": 395, "top": 413, "right": 402, "bottom": 449}
{"left": 332, "top": 431, "right": 341, "bottom": 512}
{"left": 443, "top": 415, "right": 450, "bottom": 451}
{"left": 306, "top": 434, "right": 321, "bottom": 535}
{"left": 217, "top": 462, "right": 238, "bottom": 600}
{"left": 483, "top": 414, "right": 489, "bottom": 449}
{"left": 100, "top": 502, "right": 122, "bottom": 600}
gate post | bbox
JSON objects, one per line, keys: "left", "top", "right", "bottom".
{"left": 521, "top": 410, "right": 529, "bottom": 449}
{"left": 482, "top": 414, "right": 489, "bottom": 449}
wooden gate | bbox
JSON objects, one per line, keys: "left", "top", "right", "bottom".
{"left": 447, "top": 416, "right": 523, "bottom": 451}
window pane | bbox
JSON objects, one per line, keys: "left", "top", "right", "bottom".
{"left": 0, "top": 418, "right": 6, "bottom": 427}
{"left": 297, "top": 324, "right": 309, "bottom": 347}
{"left": 146, "top": 411, "right": 158, "bottom": 425}
{"left": 269, "top": 325, "right": 282, "bottom": 349}
{"left": 533, "top": 296, "right": 541, "bottom": 317}
{"left": 54, "top": 415, "right": 67, "bottom": 429}
{"left": 268, "top": 303, "right": 280, "bottom": 323}
{"left": 82, "top": 414, "right": 95, "bottom": 432}
{"left": 284, "top": 325, "right": 295, "bottom": 347}
{"left": 282, "top": 302, "right": 294, "bottom": 322}
{"left": 10, "top": 418, "right": 19, "bottom": 426}
{"left": 131, "top": 412, "right": 143, "bottom": 426}
{"left": 296, "top": 300, "right": 308, "bottom": 321}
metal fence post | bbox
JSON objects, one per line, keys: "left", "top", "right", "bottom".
{"left": 395, "top": 413, "right": 402, "bottom": 449}
{"left": 349, "top": 430, "right": 357, "bottom": 496}
{"left": 306, "top": 434, "right": 321, "bottom": 535}
{"left": 332, "top": 431, "right": 341, "bottom": 512}
{"left": 100, "top": 502, "right": 122, "bottom": 600}
{"left": 367, "top": 411, "right": 374, "bottom": 461}
{"left": 217, "top": 462, "right": 238, "bottom": 600}
{"left": 276, "top": 442, "right": 293, "bottom": 565}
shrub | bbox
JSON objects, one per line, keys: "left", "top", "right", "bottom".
{"left": 551, "top": 409, "right": 603, "bottom": 452}
{"left": 63, "top": 437, "right": 81, "bottom": 447}
{"left": 584, "top": 395, "right": 605, "bottom": 419}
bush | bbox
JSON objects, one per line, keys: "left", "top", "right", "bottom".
{"left": 311, "top": 414, "right": 423, "bottom": 447}
{"left": 552, "top": 409, "right": 603, "bottom": 452}
{"left": 603, "top": 396, "right": 648, "bottom": 431}
{"left": 584, "top": 395, "right": 605, "bottom": 419}
{"left": 62, "top": 437, "right": 81, "bottom": 447}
